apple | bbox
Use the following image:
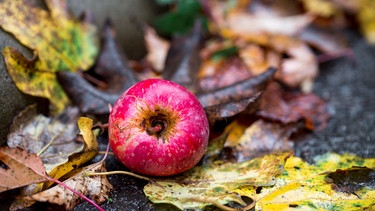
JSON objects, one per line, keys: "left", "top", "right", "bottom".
{"left": 108, "top": 78, "right": 209, "bottom": 176}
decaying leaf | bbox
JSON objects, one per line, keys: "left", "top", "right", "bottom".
{"left": 144, "top": 152, "right": 291, "bottom": 210}
{"left": 2, "top": 47, "right": 70, "bottom": 115}
{"left": 257, "top": 82, "right": 330, "bottom": 130}
{"left": 235, "top": 153, "right": 375, "bottom": 210}
{"left": 197, "top": 55, "right": 254, "bottom": 92}
{"left": 0, "top": 0, "right": 98, "bottom": 71}
{"left": 224, "top": 119, "right": 298, "bottom": 162}
{"left": 144, "top": 25, "right": 170, "bottom": 72}
{"left": 46, "top": 117, "right": 99, "bottom": 187}
{"left": 29, "top": 160, "right": 112, "bottom": 210}
{"left": 57, "top": 20, "right": 138, "bottom": 114}
{"left": 162, "top": 20, "right": 203, "bottom": 92}
{"left": 0, "top": 146, "right": 48, "bottom": 193}
{"left": 7, "top": 104, "right": 83, "bottom": 171}
{"left": 0, "top": 0, "right": 99, "bottom": 114}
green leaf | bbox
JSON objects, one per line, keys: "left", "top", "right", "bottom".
{"left": 154, "top": 0, "right": 206, "bottom": 35}
{"left": 0, "top": 0, "right": 99, "bottom": 114}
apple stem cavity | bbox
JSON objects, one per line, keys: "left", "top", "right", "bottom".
{"left": 146, "top": 120, "right": 165, "bottom": 136}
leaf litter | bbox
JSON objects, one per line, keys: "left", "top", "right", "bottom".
{"left": 1, "top": 0, "right": 374, "bottom": 210}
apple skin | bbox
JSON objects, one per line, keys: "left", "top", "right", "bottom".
{"left": 108, "top": 78, "right": 209, "bottom": 176}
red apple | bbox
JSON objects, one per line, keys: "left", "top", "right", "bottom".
{"left": 108, "top": 78, "right": 209, "bottom": 176}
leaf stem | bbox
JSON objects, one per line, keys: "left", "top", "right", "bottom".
{"left": 87, "top": 171, "right": 151, "bottom": 181}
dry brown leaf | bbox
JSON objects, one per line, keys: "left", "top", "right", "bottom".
{"left": 144, "top": 25, "right": 170, "bottom": 72}
{"left": 198, "top": 56, "right": 253, "bottom": 92}
{"left": 29, "top": 160, "right": 112, "bottom": 210}
{"left": 221, "top": 12, "right": 314, "bottom": 36}
{"left": 224, "top": 119, "right": 296, "bottom": 162}
{"left": 0, "top": 146, "right": 48, "bottom": 193}
{"left": 257, "top": 82, "right": 330, "bottom": 130}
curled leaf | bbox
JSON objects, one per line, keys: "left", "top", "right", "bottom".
{"left": 29, "top": 160, "right": 112, "bottom": 210}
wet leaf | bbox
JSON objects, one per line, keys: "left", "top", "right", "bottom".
{"left": 91, "top": 20, "right": 138, "bottom": 93}
{"left": 162, "top": 20, "right": 203, "bottom": 92}
{"left": 0, "top": 146, "right": 48, "bottom": 193}
{"left": 0, "top": 0, "right": 98, "bottom": 71}
{"left": 0, "top": 0, "right": 99, "bottom": 114}
{"left": 2, "top": 47, "right": 70, "bottom": 115}
{"left": 7, "top": 104, "right": 83, "bottom": 171}
{"left": 224, "top": 119, "right": 299, "bottom": 162}
{"left": 46, "top": 117, "right": 99, "bottom": 187}
{"left": 57, "top": 20, "right": 138, "bottom": 114}
{"left": 197, "top": 55, "right": 253, "bottom": 92}
{"left": 235, "top": 153, "right": 375, "bottom": 210}
{"left": 29, "top": 160, "right": 112, "bottom": 210}
{"left": 326, "top": 167, "right": 375, "bottom": 196}
{"left": 144, "top": 152, "right": 291, "bottom": 210}
{"left": 257, "top": 82, "right": 330, "bottom": 130}
{"left": 198, "top": 67, "right": 275, "bottom": 107}
{"left": 144, "top": 25, "right": 170, "bottom": 72}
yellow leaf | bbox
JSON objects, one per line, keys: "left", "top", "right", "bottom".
{"left": 2, "top": 48, "right": 70, "bottom": 115}
{"left": 357, "top": 0, "right": 375, "bottom": 44}
{"left": 301, "top": 0, "right": 338, "bottom": 17}
{"left": 144, "top": 152, "right": 292, "bottom": 210}
{"left": 0, "top": 0, "right": 99, "bottom": 114}
{"left": 235, "top": 153, "right": 375, "bottom": 210}
{"left": 0, "top": 0, "right": 98, "bottom": 71}
{"left": 46, "top": 117, "right": 98, "bottom": 188}
{"left": 30, "top": 159, "right": 112, "bottom": 210}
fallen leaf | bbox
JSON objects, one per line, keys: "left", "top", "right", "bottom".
{"left": 57, "top": 20, "right": 138, "bottom": 114}
{"left": 203, "top": 93, "right": 262, "bottom": 126}
{"left": 0, "top": 0, "right": 99, "bottom": 114}
{"left": 357, "top": 0, "right": 375, "bottom": 44}
{"left": 0, "top": 146, "right": 48, "bottom": 193}
{"left": 2, "top": 47, "right": 70, "bottom": 115}
{"left": 325, "top": 166, "right": 375, "bottom": 196}
{"left": 46, "top": 117, "right": 99, "bottom": 187}
{"left": 144, "top": 25, "right": 170, "bottom": 72}
{"left": 7, "top": 104, "right": 83, "bottom": 171}
{"left": 235, "top": 153, "right": 375, "bottom": 210}
{"left": 197, "top": 55, "right": 254, "bottom": 92}
{"left": 29, "top": 159, "right": 112, "bottom": 210}
{"left": 0, "top": 0, "right": 98, "bottom": 71}
{"left": 144, "top": 152, "right": 291, "bottom": 210}
{"left": 224, "top": 119, "right": 298, "bottom": 162}
{"left": 220, "top": 12, "right": 314, "bottom": 37}
{"left": 197, "top": 67, "right": 275, "bottom": 108}
{"left": 301, "top": 0, "right": 338, "bottom": 17}
{"left": 91, "top": 19, "right": 138, "bottom": 93}
{"left": 257, "top": 82, "right": 330, "bottom": 130}
{"left": 162, "top": 20, "right": 203, "bottom": 92}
